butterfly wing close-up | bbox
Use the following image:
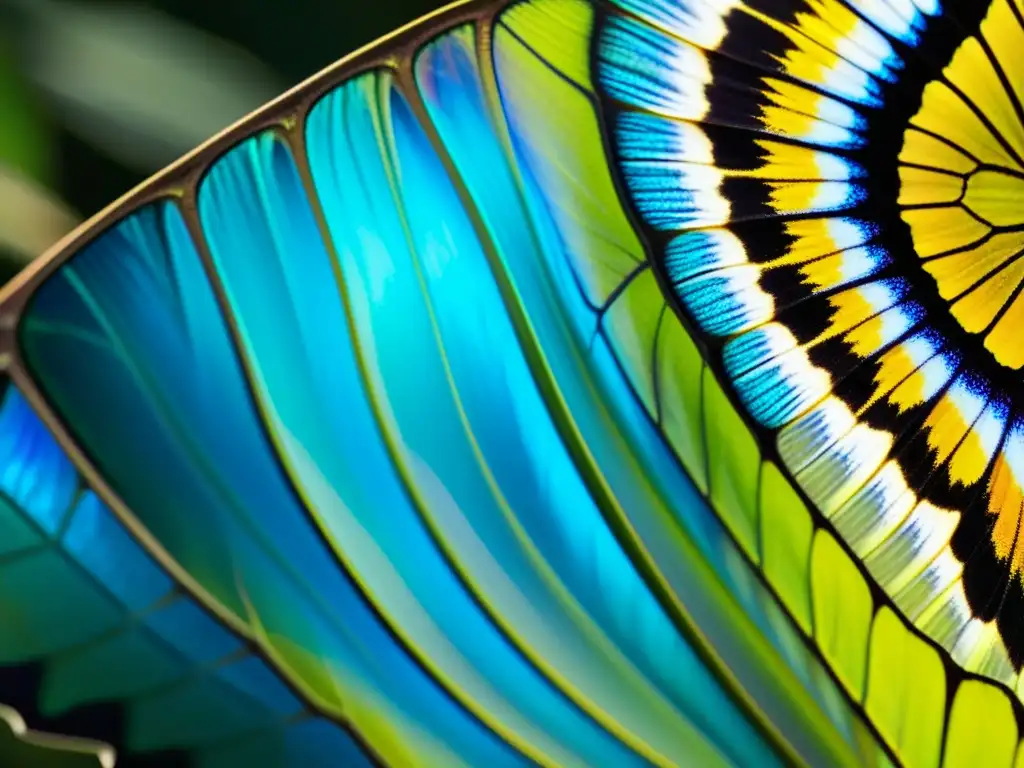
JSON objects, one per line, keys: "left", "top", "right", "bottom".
{"left": 3, "top": 0, "right": 1024, "bottom": 765}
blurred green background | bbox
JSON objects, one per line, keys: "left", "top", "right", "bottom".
{"left": 0, "top": 0, "right": 445, "bottom": 281}
{"left": 0, "top": 0, "right": 446, "bottom": 763}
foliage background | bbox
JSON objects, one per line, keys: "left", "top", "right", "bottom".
{"left": 0, "top": 0, "right": 444, "bottom": 278}
{"left": 0, "top": 0, "right": 444, "bottom": 764}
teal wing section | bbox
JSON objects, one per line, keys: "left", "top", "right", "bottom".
{"left": 0, "top": 381, "right": 375, "bottom": 766}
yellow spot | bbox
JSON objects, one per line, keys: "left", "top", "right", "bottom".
{"left": 986, "top": 293, "right": 1024, "bottom": 369}
{"left": 947, "top": 426, "right": 991, "bottom": 487}
{"left": 898, "top": 167, "right": 963, "bottom": 206}
{"left": 988, "top": 453, "right": 1024, "bottom": 575}
{"left": 924, "top": 232, "right": 1023, "bottom": 300}
{"left": 923, "top": 392, "right": 972, "bottom": 466}
{"left": 900, "top": 128, "right": 976, "bottom": 175}
{"left": 816, "top": 288, "right": 882, "bottom": 344}
{"left": 765, "top": 219, "right": 853, "bottom": 268}
{"left": 903, "top": 207, "right": 989, "bottom": 259}
{"left": 963, "top": 170, "right": 1024, "bottom": 226}
{"left": 868, "top": 344, "right": 928, "bottom": 414}
{"left": 761, "top": 79, "right": 831, "bottom": 142}
{"left": 950, "top": 257, "right": 1024, "bottom": 334}
{"left": 844, "top": 313, "right": 888, "bottom": 358}
{"left": 799, "top": 251, "right": 848, "bottom": 290}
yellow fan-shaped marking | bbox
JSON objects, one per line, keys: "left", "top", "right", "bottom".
{"left": 901, "top": 0, "right": 1024, "bottom": 371}
{"left": 912, "top": 80, "right": 1020, "bottom": 170}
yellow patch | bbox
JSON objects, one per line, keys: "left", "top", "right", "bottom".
{"left": 923, "top": 233, "right": 1023, "bottom": 301}
{"left": 949, "top": 257, "right": 1024, "bottom": 334}
{"left": 799, "top": 251, "right": 851, "bottom": 290}
{"left": 815, "top": 288, "right": 884, "bottom": 345}
{"left": 760, "top": 79, "right": 835, "bottom": 143}
{"left": 900, "top": 128, "right": 976, "bottom": 174}
{"left": 885, "top": 367, "right": 936, "bottom": 414}
{"left": 767, "top": 219, "right": 851, "bottom": 268}
{"left": 986, "top": 294, "right": 1024, "bottom": 369}
{"left": 766, "top": 181, "right": 830, "bottom": 215}
{"left": 923, "top": 392, "right": 973, "bottom": 467}
{"left": 797, "top": 0, "right": 863, "bottom": 50}
{"left": 866, "top": 345, "right": 930, "bottom": 414}
{"left": 743, "top": 141, "right": 838, "bottom": 180}
{"left": 903, "top": 208, "right": 988, "bottom": 259}
{"left": 947, "top": 427, "right": 992, "bottom": 487}
{"left": 755, "top": 2, "right": 860, "bottom": 95}
{"left": 963, "top": 170, "right": 1024, "bottom": 226}
{"left": 988, "top": 453, "right": 1024, "bottom": 575}
{"left": 843, "top": 313, "right": 889, "bottom": 358}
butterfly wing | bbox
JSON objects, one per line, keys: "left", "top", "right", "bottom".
{"left": 5, "top": 0, "right": 1021, "bottom": 765}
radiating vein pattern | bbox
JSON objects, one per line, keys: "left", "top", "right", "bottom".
{"left": 9, "top": 0, "right": 1024, "bottom": 766}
